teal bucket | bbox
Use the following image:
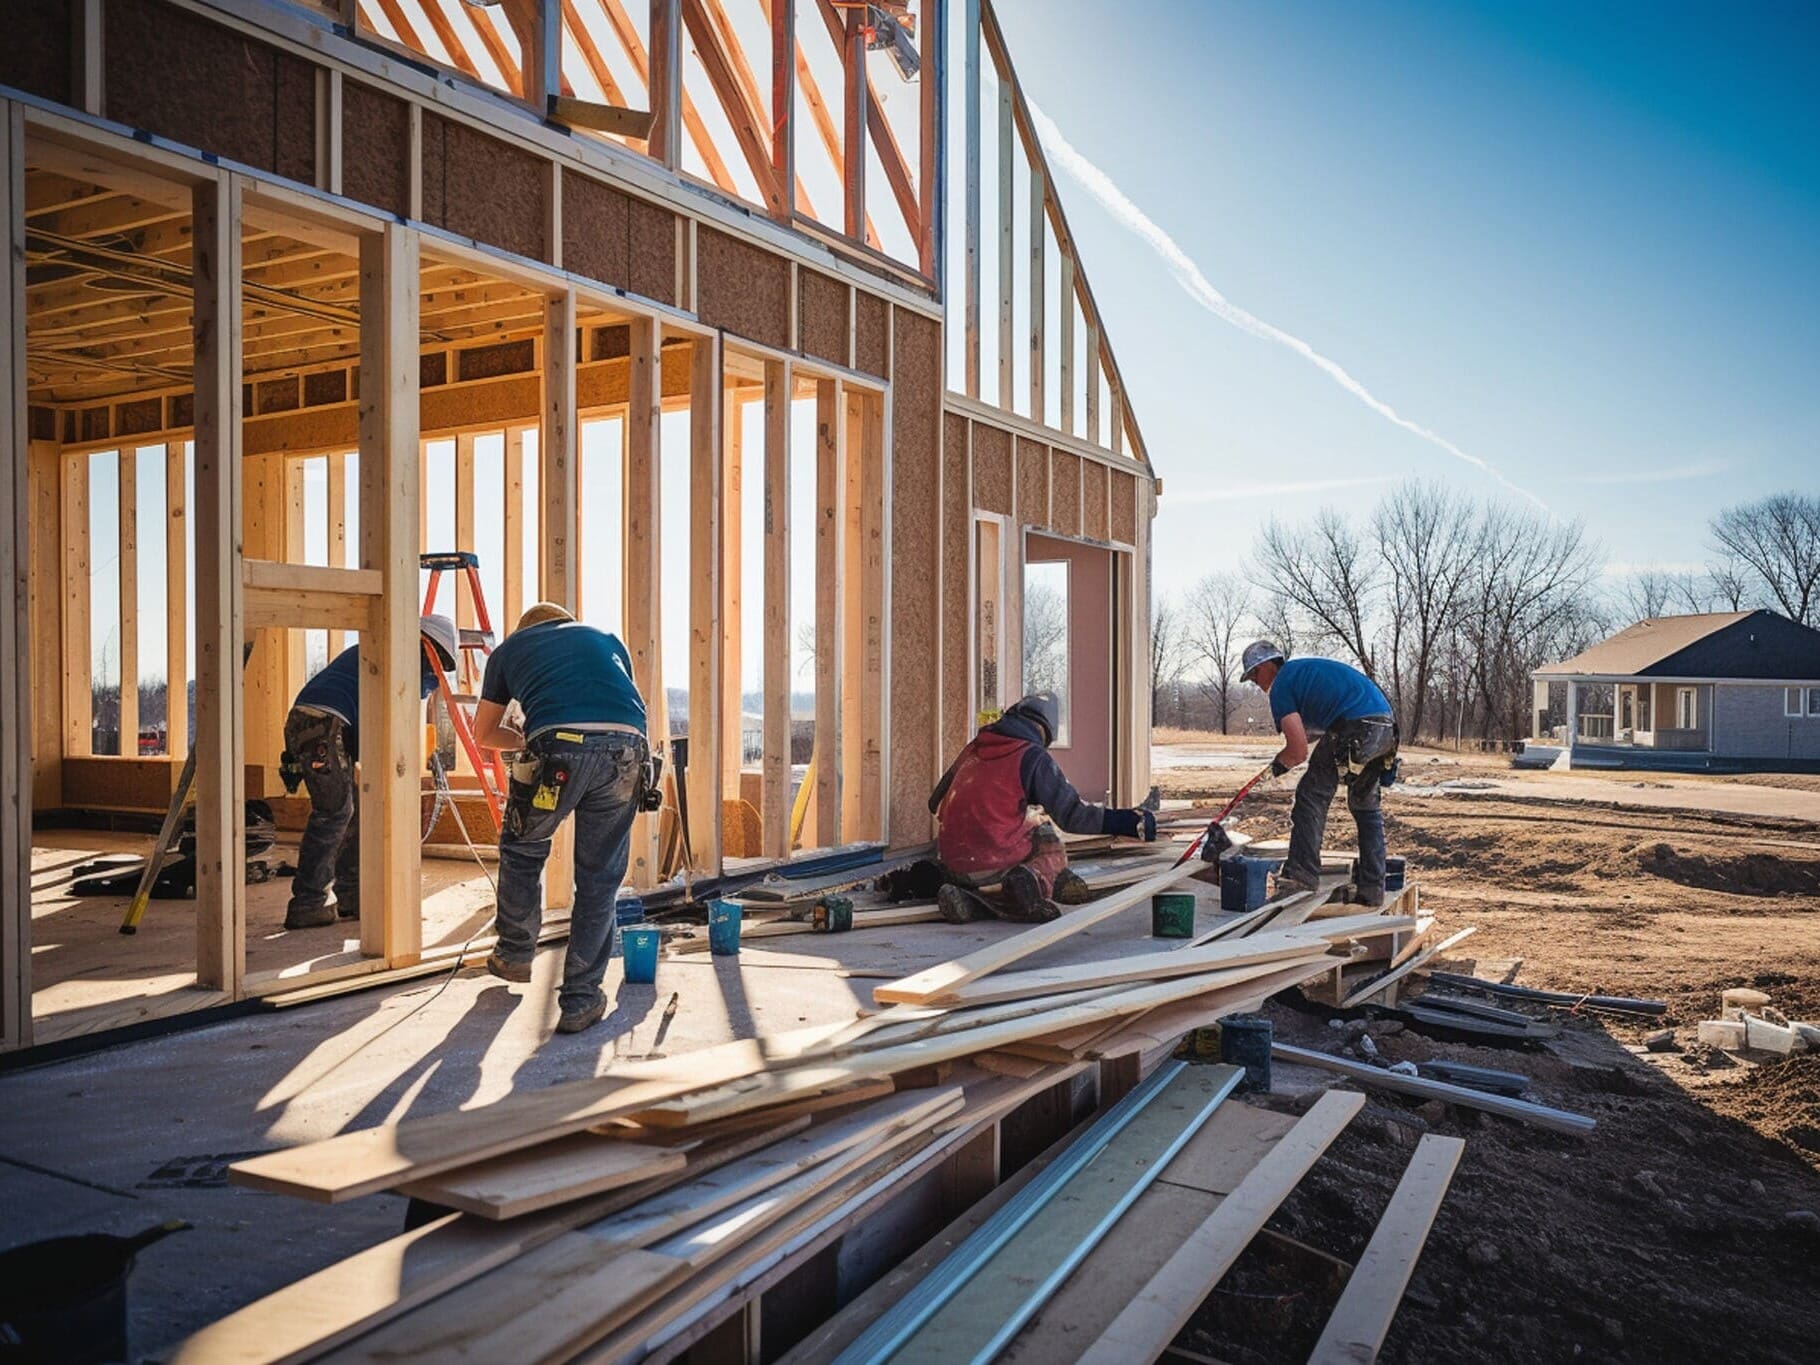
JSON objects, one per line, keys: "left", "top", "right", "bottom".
{"left": 1151, "top": 892, "right": 1196, "bottom": 939}
{"left": 621, "top": 926, "right": 661, "bottom": 984}
{"left": 708, "top": 900, "right": 743, "bottom": 956}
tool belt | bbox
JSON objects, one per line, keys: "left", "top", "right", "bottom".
{"left": 1334, "top": 715, "right": 1399, "bottom": 787}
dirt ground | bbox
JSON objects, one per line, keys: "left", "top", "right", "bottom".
{"left": 1154, "top": 740, "right": 1820, "bottom": 1364}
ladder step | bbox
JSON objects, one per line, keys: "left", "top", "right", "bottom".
{"left": 421, "top": 551, "right": 479, "bottom": 570}
{"left": 458, "top": 629, "right": 496, "bottom": 650}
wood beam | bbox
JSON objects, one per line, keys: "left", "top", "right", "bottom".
{"left": 541, "top": 294, "right": 578, "bottom": 610}
{"left": 626, "top": 316, "right": 663, "bottom": 886}
{"left": 996, "top": 66, "right": 1013, "bottom": 409}
{"left": 1028, "top": 162, "right": 1044, "bottom": 421}
{"left": 840, "top": 5, "right": 866, "bottom": 241}
{"left": 760, "top": 358, "right": 789, "bottom": 859}
{"left": 808, "top": 0, "right": 916, "bottom": 252}
{"left": 769, "top": 0, "right": 795, "bottom": 218}
{"left": 812, "top": 377, "right": 841, "bottom": 845}
{"left": 647, "top": 0, "right": 683, "bottom": 170}
{"left": 192, "top": 175, "right": 245, "bottom": 993}
{"left": 681, "top": 0, "right": 785, "bottom": 215}
{"left": 962, "top": 0, "right": 981, "bottom": 398}
{"left": 503, "top": 426, "right": 525, "bottom": 628}
{"left": 356, "top": 224, "right": 423, "bottom": 968}
{"left": 117, "top": 448, "right": 139, "bottom": 752}
{"left": 28, "top": 439, "right": 65, "bottom": 811}
{"left": 2, "top": 103, "right": 31, "bottom": 1049}
{"left": 599, "top": 0, "right": 737, "bottom": 191}
{"left": 719, "top": 391, "right": 743, "bottom": 801}
{"left": 1058, "top": 253, "right": 1074, "bottom": 436}
{"left": 325, "top": 450, "right": 348, "bottom": 658}
{"left": 1084, "top": 318, "right": 1100, "bottom": 445}
{"left": 60, "top": 450, "right": 91, "bottom": 757}
{"left": 687, "top": 333, "right": 723, "bottom": 873}
{"left": 920, "top": 0, "right": 942, "bottom": 280}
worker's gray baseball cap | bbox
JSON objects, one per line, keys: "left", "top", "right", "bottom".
{"left": 1239, "top": 640, "right": 1286, "bottom": 683}
{"left": 1005, "top": 692, "right": 1060, "bottom": 746}
{"left": 420, "top": 614, "right": 459, "bottom": 671}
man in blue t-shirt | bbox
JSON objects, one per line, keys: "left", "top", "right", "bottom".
{"left": 1240, "top": 642, "right": 1399, "bottom": 906}
{"left": 473, "top": 602, "right": 649, "bottom": 1034}
{"left": 281, "top": 615, "right": 456, "bottom": 929}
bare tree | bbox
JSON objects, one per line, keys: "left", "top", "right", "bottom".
{"left": 1185, "top": 573, "right": 1252, "bottom": 733}
{"left": 1707, "top": 553, "right": 1755, "bottom": 612}
{"left": 1149, "top": 594, "right": 1190, "bottom": 721}
{"left": 1710, "top": 493, "right": 1820, "bottom": 625}
{"left": 1022, "top": 578, "right": 1068, "bottom": 699}
{"left": 1253, "top": 509, "right": 1380, "bottom": 677}
{"left": 1618, "top": 569, "right": 1675, "bottom": 622}
{"left": 1373, "top": 481, "right": 1475, "bottom": 739}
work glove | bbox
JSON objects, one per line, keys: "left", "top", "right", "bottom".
{"left": 1269, "top": 757, "right": 1290, "bottom": 778}
{"left": 1198, "top": 822, "right": 1234, "bottom": 864}
{"left": 1104, "top": 808, "right": 1155, "bottom": 842}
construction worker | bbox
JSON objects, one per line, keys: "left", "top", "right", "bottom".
{"left": 472, "top": 602, "right": 649, "bottom": 1035}
{"left": 1240, "top": 642, "right": 1399, "bottom": 907}
{"left": 924, "top": 693, "right": 1157, "bottom": 924}
{"left": 280, "top": 615, "right": 458, "bottom": 929}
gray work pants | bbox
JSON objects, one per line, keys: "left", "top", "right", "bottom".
{"left": 1285, "top": 717, "right": 1397, "bottom": 896}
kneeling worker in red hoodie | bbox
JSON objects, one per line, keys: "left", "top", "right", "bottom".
{"left": 927, "top": 693, "right": 1156, "bottom": 924}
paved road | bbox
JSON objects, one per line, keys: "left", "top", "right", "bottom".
{"left": 1397, "top": 772, "right": 1820, "bottom": 824}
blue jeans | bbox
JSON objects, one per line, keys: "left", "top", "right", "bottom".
{"left": 493, "top": 732, "right": 647, "bottom": 1014}
{"left": 1286, "top": 717, "right": 1397, "bottom": 896}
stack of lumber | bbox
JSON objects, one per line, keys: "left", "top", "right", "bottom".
{"left": 189, "top": 862, "right": 1424, "bottom": 1362}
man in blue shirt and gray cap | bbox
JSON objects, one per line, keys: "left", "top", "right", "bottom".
{"left": 1240, "top": 641, "right": 1399, "bottom": 907}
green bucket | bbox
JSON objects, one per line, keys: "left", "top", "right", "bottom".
{"left": 1151, "top": 891, "right": 1196, "bottom": 939}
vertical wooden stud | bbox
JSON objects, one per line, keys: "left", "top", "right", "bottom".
{"left": 29, "top": 439, "right": 65, "bottom": 810}
{"left": 454, "top": 433, "right": 477, "bottom": 631}
{"left": 760, "top": 358, "right": 790, "bottom": 859}
{"left": 1084, "top": 321, "right": 1100, "bottom": 445}
{"left": 812, "top": 377, "right": 842, "bottom": 845}
{"left": 192, "top": 174, "right": 246, "bottom": 994}
{"left": 60, "top": 453, "right": 91, "bottom": 757}
{"left": 626, "top": 316, "right": 663, "bottom": 885}
{"left": 1058, "top": 254, "right": 1075, "bottom": 436}
{"left": 1028, "top": 165, "right": 1044, "bottom": 422}
{"left": 858, "top": 390, "right": 884, "bottom": 839}
{"left": 919, "top": 0, "right": 943, "bottom": 280}
{"left": 648, "top": 0, "right": 683, "bottom": 171}
{"left": 165, "top": 443, "right": 189, "bottom": 759}
{"left": 720, "top": 391, "right": 744, "bottom": 800}
{"left": 962, "top": 0, "right": 981, "bottom": 397}
{"left": 325, "top": 450, "right": 347, "bottom": 658}
{"left": 2, "top": 104, "right": 31, "bottom": 1047}
{"left": 542, "top": 294, "right": 578, "bottom": 909}
{"left": 116, "top": 449, "right": 139, "bottom": 754}
{"left": 842, "top": 5, "right": 867, "bottom": 240}
{"left": 72, "top": 0, "right": 104, "bottom": 117}
{"left": 316, "top": 68, "right": 345, "bottom": 195}
{"left": 356, "top": 224, "right": 423, "bottom": 967}
{"left": 503, "top": 427, "right": 525, "bottom": 629}
{"left": 687, "top": 334, "right": 723, "bottom": 873}
{"left": 771, "top": 0, "right": 796, "bottom": 220}
{"left": 839, "top": 390, "right": 863, "bottom": 840}
{"left": 996, "top": 68, "right": 1013, "bottom": 409}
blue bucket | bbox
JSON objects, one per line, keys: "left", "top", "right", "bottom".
{"left": 621, "top": 926, "right": 661, "bottom": 984}
{"left": 1220, "top": 1014, "right": 1273, "bottom": 1093}
{"left": 707, "top": 900, "right": 743, "bottom": 956}
{"left": 615, "top": 893, "right": 646, "bottom": 926}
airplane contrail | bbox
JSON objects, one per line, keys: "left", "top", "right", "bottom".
{"left": 1026, "top": 101, "right": 1548, "bottom": 511}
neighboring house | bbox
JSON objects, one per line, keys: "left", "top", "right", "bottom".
{"left": 1528, "top": 611, "right": 1820, "bottom": 771}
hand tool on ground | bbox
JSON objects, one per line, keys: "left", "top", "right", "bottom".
{"left": 1172, "top": 762, "right": 1276, "bottom": 870}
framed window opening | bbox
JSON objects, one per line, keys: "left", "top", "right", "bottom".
{"left": 1021, "top": 556, "right": 1070, "bottom": 747}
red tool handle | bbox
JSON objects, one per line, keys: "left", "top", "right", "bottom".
{"left": 1172, "top": 764, "right": 1274, "bottom": 868}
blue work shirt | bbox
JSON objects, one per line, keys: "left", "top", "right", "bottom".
{"left": 1268, "top": 657, "right": 1391, "bottom": 734}
{"left": 480, "top": 621, "right": 646, "bottom": 740}
{"left": 292, "top": 644, "right": 438, "bottom": 757}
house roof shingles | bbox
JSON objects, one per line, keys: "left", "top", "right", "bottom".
{"left": 1538, "top": 610, "right": 1820, "bottom": 681}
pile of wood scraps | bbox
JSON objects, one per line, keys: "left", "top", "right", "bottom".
{"left": 189, "top": 860, "right": 1443, "bottom": 1362}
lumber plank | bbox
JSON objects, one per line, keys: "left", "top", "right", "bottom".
{"left": 173, "top": 1123, "right": 808, "bottom": 1364}
{"left": 1338, "top": 926, "right": 1479, "bottom": 1009}
{"left": 598, "top": 1078, "right": 894, "bottom": 1141}
{"left": 228, "top": 1021, "right": 859, "bottom": 1202}
{"left": 1272, "top": 1043, "right": 1595, "bottom": 1135}
{"left": 1075, "top": 1090, "right": 1366, "bottom": 1365}
{"left": 321, "top": 1240, "right": 687, "bottom": 1364}
{"left": 873, "top": 861, "right": 1201, "bottom": 1005}
{"left": 1307, "top": 1134, "right": 1464, "bottom": 1365}
{"left": 394, "top": 1137, "right": 687, "bottom": 1221}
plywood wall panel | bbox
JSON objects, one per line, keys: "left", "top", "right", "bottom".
{"left": 105, "top": 0, "right": 316, "bottom": 179}
{"left": 340, "top": 82, "right": 413, "bottom": 220}
{"left": 1016, "top": 437, "right": 1049, "bottom": 532}
{"left": 425, "top": 115, "right": 548, "bottom": 261}
{"left": 1, "top": 0, "right": 73, "bottom": 105}
{"left": 799, "top": 271, "right": 850, "bottom": 366}
{"left": 562, "top": 169, "right": 633, "bottom": 292}
{"left": 971, "top": 423, "right": 1012, "bottom": 515}
{"left": 696, "top": 227, "right": 788, "bottom": 348}
{"left": 1083, "top": 462, "right": 1109, "bottom": 541}
{"left": 1111, "top": 470, "right": 1137, "bottom": 544}
{"left": 854, "top": 292, "right": 890, "bottom": 376}
{"left": 889, "top": 309, "right": 942, "bottom": 847}
{"left": 1050, "top": 450, "right": 1081, "bottom": 537}
{"left": 942, "top": 412, "right": 971, "bottom": 762}
{"left": 629, "top": 199, "right": 678, "bottom": 306}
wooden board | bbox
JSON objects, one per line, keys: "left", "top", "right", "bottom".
{"left": 1338, "top": 926, "right": 1478, "bottom": 1009}
{"left": 1307, "top": 1134, "right": 1464, "bottom": 1365}
{"left": 873, "top": 861, "right": 1200, "bottom": 1005}
{"left": 1075, "top": 1090, "right": 1366, "bottom": 1365}
{"left": 596, "top": 1077, "right": 894, "bottom": 1141}
{"left": 395, "top": 1137, "right": 687, "bottom": 1221}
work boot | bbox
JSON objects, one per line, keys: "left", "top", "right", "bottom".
{"left": 334, "top": 898, "right": 360, "bottom": 921}
{"left": 1051, "top": 868, "right": 1096, "bottom": 905}
{"left": 938, "top": 884, "right": 992, "bottom": 924}
{"left": 557, "top": 998, "right": 607, "bottom": 1034}
{"left": 1273, "top": 867, "right": 1321, "bottom": 899}
{"left": 486, "top": 951, "right": 533, "bottom": 984}
{"left": 284, "top": 900, "right": 336, "bottom": 930}
{"left": 999, "top": 866, "right": 1061, "bottom": 924}
{"left": 1352, "top": 883, "right": 1386, "bottom": 909}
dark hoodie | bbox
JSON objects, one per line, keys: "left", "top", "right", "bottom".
{"left": 928, "top": 709, "right": 1113, "bottom": 874}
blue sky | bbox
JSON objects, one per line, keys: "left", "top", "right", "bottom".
{"left": 994, "top": 0, "right": 1820, "bottom": 598}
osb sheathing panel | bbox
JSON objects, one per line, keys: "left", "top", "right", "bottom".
{"left": 798, "top": 270, "right": 850, "bottom": 366}
{"left": 854, "top": 292, "right": 890, "bottom": 377}
{"left": 942, "top": 412, "right": 971, "bottom": 761}
{"left": 423, "top": 115, "right": 547, "bottom": 262}
{"left": 1016, "top": 437, "right": 1049, "bottom": 531}
{"left": 1111, "top": 471, "right": 1138, "bottom": 544}
{"left": 629, "top": 199, "right": 678, "bottom": 305}
{"left": 971, "top": 422, "right": 1012, "bottom": 516}
{"left": 1051, "top": 451, "right": 1082, "bottom": 537}
{"left": 341, "top": 82, "right": 413, "bottom": 221}
{"left": 697, "top": 227, "right": 789, "bottom": 350}
{"left": 562, "top": 169, "right": 633, "bottom": 292}
{"left": 1083, "top": 462, "right": 1109, "bottom": 542}
{"left": 0, "top": 0, "right": 72, "bottom": 106}
{"left": 889, "top": 308, "right": 942, "bottom": 847}
{"left": 105, "top": 0, "right": 316, "bottom": 182}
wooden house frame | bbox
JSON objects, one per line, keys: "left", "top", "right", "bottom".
{"left": 0, "top": 0, "right": 1158, "bottom": 1051}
